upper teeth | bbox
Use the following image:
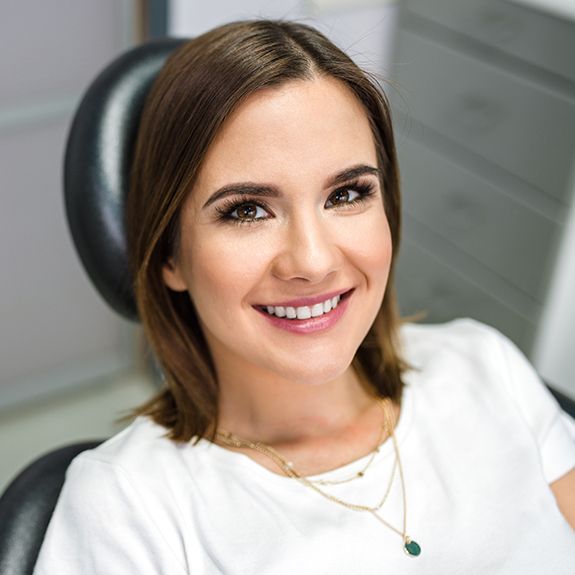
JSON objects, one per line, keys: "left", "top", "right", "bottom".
{"left": 265, "top": 295, "right": 341, "bottom": 320}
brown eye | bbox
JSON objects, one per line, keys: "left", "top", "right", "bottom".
{"left": 236, "top": 205, "right": 256, "bottom": 219}
{"left": 325, "top": 188, "right": 361, "bottom": 208}
{"left": 230, "top": 203, "right": 268, "bottom": 221}
{"left": 333, "top": 190, "right": 350, "bottom": 204}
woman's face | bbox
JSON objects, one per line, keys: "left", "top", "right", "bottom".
{"left": 163, "top": 76, "right": 392, "bottom": 386}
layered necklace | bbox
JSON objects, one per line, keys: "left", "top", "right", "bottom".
{"left": 216, "top": 398, "right": 421, "bottom": 557}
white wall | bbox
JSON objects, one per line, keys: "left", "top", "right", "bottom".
{"left": 509, "top": 0, "right": 575, "bottom": 22}
{"left": 0, "top": 0, "right": 137, "bottom": 409}
{"left": 514, "top": 0, "right": 575, "bottom": 398}
{"left": 533, "top": 171, "right": 575, "bottom": 397}
{"left": 170, "top": 0, "right": 304, "bottom": 35}
{"left": 169, "top": 0, "right": 399, "bottom": 73}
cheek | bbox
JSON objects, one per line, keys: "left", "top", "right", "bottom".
{"left": 345, "top": 210, "right": 393, "bottom": 276}
{"left": 375, "top": 218, "right": 393, "bottom": 268}
{"left": 184, "top": 234, "right": 270, "bottom": 317}
{"left": 369, "top": 220, "right": 393, "bottom": 291}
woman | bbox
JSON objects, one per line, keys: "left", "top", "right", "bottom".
{"left": 35, "top": 20, "right": 575, "bottom": 574}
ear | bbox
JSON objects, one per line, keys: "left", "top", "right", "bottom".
{"left": 162, "top": 258, "right": 188, "bottom": 292}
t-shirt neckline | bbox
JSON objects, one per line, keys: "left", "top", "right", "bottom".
{"left": 191, "top": 386, "right": 414, "bottom": 486}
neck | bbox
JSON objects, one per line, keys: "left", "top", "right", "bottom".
{"left": 215, "top": 363, "right": 377, "bottom": 446}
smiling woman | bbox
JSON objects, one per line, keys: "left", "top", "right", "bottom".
{"left": 161, "top": 76, "right": 392, "bottom": 399}
{"left": 34, "top": 19, "right": 575, "bottom": 575}
{"left": 125, "top": 20, "right": 405, "bottom": 446}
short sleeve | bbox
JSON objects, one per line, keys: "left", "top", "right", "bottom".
{"left": 33, "top": 453, "right": 188, "bottom": 575}
{"left": 489, "top": 325, "right": 575, "bottom": 484}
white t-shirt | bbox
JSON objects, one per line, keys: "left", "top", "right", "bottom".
{"left": 34, "top": 319, "right": 575, "bottom": 574}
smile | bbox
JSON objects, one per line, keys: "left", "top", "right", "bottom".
{"left": 255, "top": 290, "right": 352, "bottom": 334}
{"left": 263, "top": 295, "right": 341, "bottom": 320}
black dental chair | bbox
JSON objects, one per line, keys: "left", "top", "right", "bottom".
{"left": 1, "top": 36, "right": 575, "bottom": 575}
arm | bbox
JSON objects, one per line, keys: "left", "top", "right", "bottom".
{"left": 489, "top": 323, "right": 575, "bottom": 529}
{"left": 551, "top": 468, "right": 575, "bottom": 530}
{"left": 34, "top": 454, "right": 188, "bottom": 575}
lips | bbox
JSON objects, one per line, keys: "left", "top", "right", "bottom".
{"left": 256, "top": 290, "right": 352, "bottom": 321}
{"left": 264, "top": 294, "right": 341, "bottom": 320}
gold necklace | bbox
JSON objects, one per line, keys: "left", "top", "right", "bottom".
{"left": 310, "top": 397, "right": 390, "bottom": 486}
{"left": 216, "top": 399, "right": 421, "bottom": 557}
{"left": 218, "top": 397, "right": 390, "bottom": 486}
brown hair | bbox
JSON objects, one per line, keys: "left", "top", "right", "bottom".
{"left": 127, "top": 19, "right": 406, "bottom": 442}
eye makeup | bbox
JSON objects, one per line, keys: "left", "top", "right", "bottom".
{"left": 214, "top": 198, "right": 273, "bottom": 226}
{"left": 325, "top": 180, "right": 377, "bottom": 209}
{"left": 213, "top": 176, "right": 380, "bottom": 226}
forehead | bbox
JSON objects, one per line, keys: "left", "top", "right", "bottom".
{"left": 191, "top": 76, "right": 377, "bottom": 197}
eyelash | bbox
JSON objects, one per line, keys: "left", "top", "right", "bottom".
{"left": 215, "top": 180, "right": 377, "bottom": 226}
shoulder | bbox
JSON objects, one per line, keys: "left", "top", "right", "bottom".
{"left": 62, "top": 416, "right": 194, "bottom": 521}
{"left": 36, "top": 418, "right": 193, "bottom": 573}
{"left": 73, "top": 416, "right": 186, "bottom": 478}
{"left": 400, "top": 318, "right": 575, "bottom": 483}
{"left": 399, "top": 317, "right": 550, "bottom": 406}
{"left": 399, "top": 316, "right": 543, "bottom": 403}
{"left": 398, "top": 318, "right": 515, "bottom": 418}
{"left": 399, "top": 317, "right": 510, "bottom": 378}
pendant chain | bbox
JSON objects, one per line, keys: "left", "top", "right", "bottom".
{"left": 216, "top": 398, "right": 421, "bottom": 556}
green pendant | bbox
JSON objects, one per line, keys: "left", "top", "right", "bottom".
{"left": 404, "top": 538, "right": 421, "bottom": 557}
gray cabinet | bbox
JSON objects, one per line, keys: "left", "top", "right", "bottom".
{"left": 391, "top": 0, "right": 575, "bottom": 354}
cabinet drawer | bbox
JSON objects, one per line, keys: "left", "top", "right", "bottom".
{"left": 405, "top": 0, "right": 575, "bottom": 83}
{"left": 394, "top": 30, "right": 575, "bottom": 204}
{"left": 397, "top": 136, "right": 559, "bottom": 301}
{"left": 395, "top": 237, "right": 536, "bottom": 354}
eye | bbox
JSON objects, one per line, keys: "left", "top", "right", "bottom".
{"left": 216, "top": 200, "right": 272, "bottom": 224}
{"left": 325, "top": 181, "right": 376, "bottom": 209}
{"left": 325, "top": 188, "right": 361, "bottom": 207}
{"left": 232, "top": 203, "right": 268, "bottom": 221}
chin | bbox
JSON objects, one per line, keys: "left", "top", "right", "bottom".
{"left": 271, "top": 354, "right": 357, "bottom": 387}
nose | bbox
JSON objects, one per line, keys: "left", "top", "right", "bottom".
{"left": 271, "top": 213, "right": 341, "bottom": 284}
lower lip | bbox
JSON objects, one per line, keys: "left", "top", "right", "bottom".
{"left": 256, "top": 293, "right": 351, "bottom": 335}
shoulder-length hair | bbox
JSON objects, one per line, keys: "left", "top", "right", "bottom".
{"left": 127, "top": 19, "right": 406, "bottom": 442}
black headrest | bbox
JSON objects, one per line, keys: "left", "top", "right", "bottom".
{"left": 64, "top": 39, "right": 185, "bottom": 320}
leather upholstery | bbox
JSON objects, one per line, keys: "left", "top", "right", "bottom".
{"left": 0, "top": 441, "right": 102, "bottom": 575}
{"left": 64, "top": 39, "right": 184, "bottom": 320}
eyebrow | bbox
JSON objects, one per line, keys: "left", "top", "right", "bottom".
{"left": 202, "top": 184, "right": 280, "bottom": 208}
{"left": 202, "top": 163, "right": 381, "bottom": 209}
{"left": 328, "top": 164, "right": 381, "bottom": 187}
